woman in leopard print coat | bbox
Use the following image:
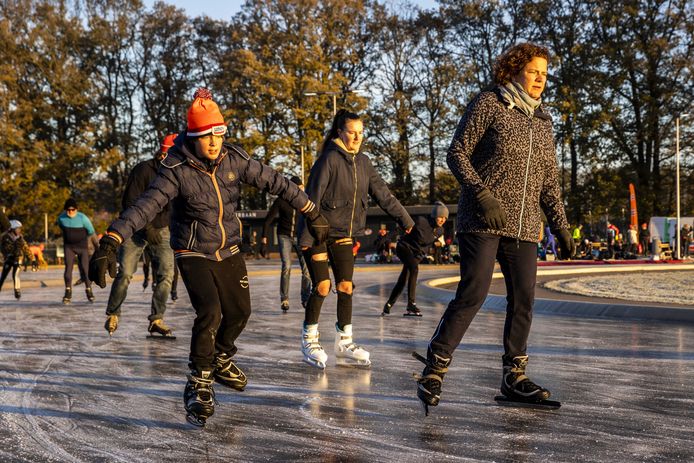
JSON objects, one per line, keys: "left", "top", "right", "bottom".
{"left": 416, "top": 43, "right": 575, "bottom": 412}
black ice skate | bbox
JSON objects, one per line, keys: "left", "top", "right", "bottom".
{"left": 184, "top": 370, "right": 216, "bottom": 427}
{"left": 403, "top": 303, "right": 422, "bottom": 317}
{"left": 170, "top": 290, "right": 178, "bottom": 302}
{"left": 105, "top": 315, "right": 119, "bottom": 336}
{"left": 14, "top": 289, "right": 21, "bottom": 300}
{"left": 62, "top": 288, "right": 72, "bottom": 305}
{"left": 280, "top": 301, "right": 289, "bottom": 312}
{"left": 413, "top": 351, "right": 450, "bottom": 416}
{"left": 495, "top": 355, "right": 560, "bottom": 409}
{"left": 147, "top": 319, "right": 176, "bottom": 340}
{"left": 86, "top": 287, "right": 95, "bottom": 303}
{"left": 381, "top": 301, "right": 393, "bottom": 316}
{"left": 213, "top": 353, "right": 247, "bottom": 391}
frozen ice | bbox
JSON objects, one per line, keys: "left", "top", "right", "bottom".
{"left": 0, "top": 263, "right": 691, "bottom": 462}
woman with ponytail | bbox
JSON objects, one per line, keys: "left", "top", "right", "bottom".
{"left": 298, "top": 109, "right": 414, "bottom": 369}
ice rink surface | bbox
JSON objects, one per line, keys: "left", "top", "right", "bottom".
{"left": 0, "top": 263, "right": 692, "bottom": 462}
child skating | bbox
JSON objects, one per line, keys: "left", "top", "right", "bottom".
{"left": 89, "top": 88, "right": 328, "bottom": 427}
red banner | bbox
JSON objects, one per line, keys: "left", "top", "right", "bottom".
{"left": 629, "top": 183, "right": 638, "bottom": 227}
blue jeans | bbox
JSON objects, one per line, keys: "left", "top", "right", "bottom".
{"left": 278, "top": 234, "right": 311, "bottom": 306}
{"left": 106, "top": 228, "right": 174, "bottom": 321}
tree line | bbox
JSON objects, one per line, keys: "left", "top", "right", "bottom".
{"left": 0, "top": 0, "right": 692, "bottom": 241}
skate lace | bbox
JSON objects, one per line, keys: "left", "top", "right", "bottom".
{"left": 340, "top": 340, "right": 362, "bottom": 353}
{"left": 303, "top": 336, "right": 324, "bottom": 355}
{"left": 190, "top": 379, "right": 217, "bottom": 405}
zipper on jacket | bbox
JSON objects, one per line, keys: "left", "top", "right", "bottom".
{"left": 517, "top": 117, "right": 533, "bottom": 240}
{"left": 290, "top": 209, "right": 296, "bottom": 238}
{"left": 208, "top": 166, "right": 226, "bottom": 261}
{"left": 348, "top": 157, "right": 358, "bottom": 237}
{"left": 187, "top": 220, "right": 198, "bottom": 250}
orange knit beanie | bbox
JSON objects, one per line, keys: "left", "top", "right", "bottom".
{"left": 186, "top": 88, "right": 227, "bottom": 137}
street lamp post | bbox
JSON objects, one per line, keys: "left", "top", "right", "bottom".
{"left": 675, "top": 113, "right": 689, "bottom": 260}
{"left": 303, "top": 89, "right": 364, "bottom": 116}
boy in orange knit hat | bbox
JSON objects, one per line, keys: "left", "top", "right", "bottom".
{"left": 89, "top": 88, "right": 329, "bottom": 427}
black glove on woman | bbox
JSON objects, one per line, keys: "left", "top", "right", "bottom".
{"left": 554, "top": 229, "right": 575, "bottom": 260}
{"left": 476, "top": 188, "right": 507, "bottom": 230}
{"left": 304, "top": 208, "right": 329, "bottom": 244}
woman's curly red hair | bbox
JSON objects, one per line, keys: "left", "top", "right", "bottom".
{"left": 493, "top": 43, "right": 550, "bottom": 85}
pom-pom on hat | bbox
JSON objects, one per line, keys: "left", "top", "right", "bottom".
{"left": 431, "top": 201, "right": 449, "bottom": 219}
{"left": 186, "top": 88, "right": 227, "bottom": 137}
{"left": 160, "top": 134, "right": 177, "bottom": 153}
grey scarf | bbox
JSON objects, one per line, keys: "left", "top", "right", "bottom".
{"left": 498, "top": 82, "right": 541, "bottom": 118}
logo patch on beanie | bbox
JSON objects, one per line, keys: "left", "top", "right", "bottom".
{"left": 212, "top": 125, "right": 227, "bottom": 136}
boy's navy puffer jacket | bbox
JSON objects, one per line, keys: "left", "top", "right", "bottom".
{"left": 109, "top": 139, "right": 314, "bottom": 261}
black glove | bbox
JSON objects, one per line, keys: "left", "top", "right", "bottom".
{"left": 555, "top": 229, "right": 575, "bottom": 260}
{"left": 305, "top": 208, "right": 329, "bottom": 244}
{"left": 476, "top": 188, "right": 507, "bottom": 230}
{"left": 89, "top": 235, "right": 119, "bottom": 288}
{"left": 144, "top": 226, "right": 162, "bottom": 246}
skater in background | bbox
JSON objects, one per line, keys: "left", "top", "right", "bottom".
{"left": 639, "top": 222, "right": 650, "bottom": 256}
{"left": 261, "top": 175, "right": 312, "bottom": 312}
{"left": 373, "top": 227, "right": 392, "bottom": 263}
{"left": 415, "top": 43, "right": 574, "bottom": 413}
{"left": 0, "top": 220, "right": 36, "bottom": 299}
{"left": 542, "top": 225, "right": 557, "bottom": 260}
{"left": 103, "top": 134, "right": 177, "bottom": 338}
{"left": 382, "top": 202, "right": 448, "bottom": 317}
{"left": 56, "top": 198, "right": 99, "bottom": 304}
{"left": 298, "top": 109, "right": 414, "bottom": 369}
{"left": 89, "top": 88, "right": 328, "bottom": 427}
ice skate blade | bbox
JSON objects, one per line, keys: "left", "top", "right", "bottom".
{"left": 147, "top": 335, "right": 177, "bottom": 340}
{"left": 403, "top": 312, "right": 422, "bottom": 317}
{"left": 494, "top": 395, "right": 561, "bottom": 409}
{"left": 185, "top": 413, "right": 207, "bottom": 427}
{"left": 302, "top": 358, "right": 326, "bottom": 370}
{"left": 335, "top": 357, "right": 371, "bottom": 369}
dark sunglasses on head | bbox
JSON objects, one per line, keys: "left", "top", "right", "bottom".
{"left": 67, "top": 208, "right": 77, "bottom": 212}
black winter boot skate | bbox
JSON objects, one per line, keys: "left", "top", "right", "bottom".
{"left": 404, "top": 302, "right": 422, "bottom": 317}
{"left": 413, "top": 351, "right": 450, "bottom": 416}
{"left": 213, "top": 353, "right": 247, "bottom": 391}
{"left": 184, "top": 370, "right": 215, "bottom": 427}
{"left": 382, "top": 301, "right": 393, "bottom": 316}
{"left": 500, "top": 355, "right": 550, "bottom": 402}
{"left": 86, "top": 287, "right": 95, "bottom": 302}
{"left": 62, "top": 288, "right": 72, "bottom": 305}
{"left": 14, "top": 289, "right": 21, "bottom": 300}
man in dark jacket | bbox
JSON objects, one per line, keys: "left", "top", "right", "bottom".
{"left": 262, "top": 175, "right": 311, "bottom": 312}
{"left": 103, "top": 134, "right": 177, "bottom": 337}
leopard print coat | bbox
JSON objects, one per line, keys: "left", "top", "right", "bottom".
{"left": 447, "top": 89, "right": 568, "bottom": 242}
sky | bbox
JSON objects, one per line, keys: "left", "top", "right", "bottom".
{"left": 143, "top": 0, "right": 439, "bottom": 19}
